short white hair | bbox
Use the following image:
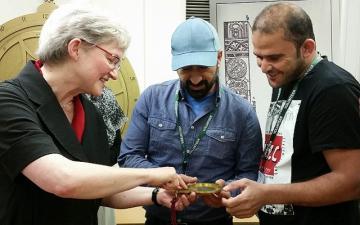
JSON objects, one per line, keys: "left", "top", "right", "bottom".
{"left": 37, "top": 4, "right": 130, "bottom": 63}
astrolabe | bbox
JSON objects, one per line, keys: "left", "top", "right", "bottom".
{"left": 177, "top": 183, "right": 222, "bottom": 194}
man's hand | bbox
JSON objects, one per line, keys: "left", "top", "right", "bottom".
{"left": 222, "top": 178, "right": 264, "bottom": 218}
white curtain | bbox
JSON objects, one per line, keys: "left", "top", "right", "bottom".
{"left": 338, "top": 0, "right": 360, "bottom": 81}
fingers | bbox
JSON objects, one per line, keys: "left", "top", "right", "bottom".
{"left": 170, "top": 192, "right": 197, "bottom": 211}
{"left": 221, "top": 181, "right": 262, "bottom": 219}
{"left": 174, "top": 200, "right": 185, "bottom": 211}
{"left": 154, "top": 169, "right": 197, "bottom": 190}
{"left": 223, "top": 178, "right": 249, "bottom": 192}
{"left": 168, "top": 193, "right": 196, "bottom": 211}
{"left": 157, "top": 189, "right": 198, "bottom": 211}
{"left": 222, "top": 195, "right": 237, "bottom": 208}
{"left": 219, "top": 189, "right": 231, "bottom": 199}
{"left": 171, "top": 175, "right": 180, "bottom": 188}
{"left": 157, "top": 167, "right": 179, "bottom": 189}
{"left": 177, "top": 174, "right": 188, "bottom": 189}
{"left": 174, "top": 174, "right": 197, "bottom": 191}
{"left": 187, "top": 192, "right": 197, "bottom": 203}
{"left": 179, "top": 174, "right": 197, "bottom": 184}
{"left": 162, "top": 179, "right": 178, "bottom": 190}
{"left": 177, "top": 194, "right": 191, "bottom": 208}
{"left": 215, "top": 179, "right": 225, "bottom": 187}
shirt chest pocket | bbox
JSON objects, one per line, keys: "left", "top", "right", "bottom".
{"left": 205, "top": 129, "right": 236, "bottom": 159}
{"left": 148, "top": 117, "right": 177, "bottom": 150}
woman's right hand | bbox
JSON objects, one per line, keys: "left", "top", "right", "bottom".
{"left": 147, "top": 167, "right": 184, "bottom": 189}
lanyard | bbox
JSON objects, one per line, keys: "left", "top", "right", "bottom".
{"left": 175, "top": 86, "right": 218, "bottom": 173}
{"left": 263, "top": 56, "right": 321, "bottom": 160}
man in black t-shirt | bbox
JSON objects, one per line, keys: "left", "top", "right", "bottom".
{"left": 222, "top": 2, "right": 360, "bottom": 225}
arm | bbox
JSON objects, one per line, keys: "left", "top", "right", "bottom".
{"left": 0, "top": 82, "right": 183, "bottom": 200}
{"left": 101, "top": 186, "right": 155, "bottom": 208}
{"left": 223, "top": 148, "right": 360, "bottom": 218}
{"left": 223, "top": 84, "right": 360, "bottom": 217}
{"left": 22, "top": 153, "right": 181, "bottom": 199}
{"left": 102, "top": 186, "right": 196, "bottom": 210}
{"left": 276, "top": 148, "right": 360, "bottom": 206}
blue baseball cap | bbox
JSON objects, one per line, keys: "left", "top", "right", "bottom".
{"left": 171, "top": 17, "right": 220, "bottom": 71}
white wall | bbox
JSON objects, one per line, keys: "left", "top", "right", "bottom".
{"left": 0, "top": 0, "right": 185, "bottom": 91}
{"left": 338, "top": 0, "right": 360, "bottom": 81}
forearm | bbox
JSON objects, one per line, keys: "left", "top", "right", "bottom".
{"left": 23, "top": 154, "right": 160, "bottom": 199}
{"left": 265, "top": 149, "right": 360, "bottom": 206}
{"left": 59, "top": 161, "right": 157, "bottom": 199}
{"left": 102, "top": 186, "right": 153, "bottom": 208}
{"left": 264, "top": 171, "right": 360, "bottom": 206}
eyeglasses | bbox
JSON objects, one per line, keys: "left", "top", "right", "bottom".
{"left": 81, "top": 39, "right": 122, "bottom": 71}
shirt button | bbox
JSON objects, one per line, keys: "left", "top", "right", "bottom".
{"left": 220, "top": 135, "right": 225, "bottom": 139}
{"left": 190, "top": 126, "right": 195, "bottom": 130}
{"left": 158, "top": 123, "right": 163, "bottom": 128}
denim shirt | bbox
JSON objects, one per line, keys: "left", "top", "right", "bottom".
{"left": 118, "top": 79, "right": 262, "bottom": 222}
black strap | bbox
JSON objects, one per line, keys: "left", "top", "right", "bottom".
{"left": 151, "top": 187, "right": 161, "bottom": 206}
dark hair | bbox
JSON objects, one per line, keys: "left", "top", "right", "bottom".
{"left": 252, "top": 2, "right": 315, "bottom": 50}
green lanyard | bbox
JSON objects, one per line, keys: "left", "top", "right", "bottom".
{"left": 175, "top": 86, "right": 218, "bottom": 173}
{"left": 263, "top": 56, "right": 321, "bottom": 160}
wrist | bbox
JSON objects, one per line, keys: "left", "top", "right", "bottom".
{"left": 151, "top": 187, "right": 161, "bottom": 206}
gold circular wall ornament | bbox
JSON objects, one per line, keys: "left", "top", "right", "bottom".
{"left": 0, "top": 2, "right": 140, "bottom": 134}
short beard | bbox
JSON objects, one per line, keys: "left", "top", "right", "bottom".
{"left": 181, "top": 70, "right": 218, "bottom": 100}
{"left": 287, "top": 56, "right": 307, "bottom": 85}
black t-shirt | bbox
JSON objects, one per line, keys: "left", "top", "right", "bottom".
{"left": 259, "top": 59, "right": 360, "bottom": 225}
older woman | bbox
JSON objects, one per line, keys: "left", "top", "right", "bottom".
{"left": 0, "top": 4, "right": 191, "bottom": 225}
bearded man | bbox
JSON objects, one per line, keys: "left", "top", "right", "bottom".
{"left": 119, "top": 17, "right": 262, "bottom": 225}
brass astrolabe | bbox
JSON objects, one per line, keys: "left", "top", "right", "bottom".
{"left": 177, "top": 183, "right": 222, "bottom": 194}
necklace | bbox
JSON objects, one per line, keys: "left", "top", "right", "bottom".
{"left": 263, "top": 56, "right": 322, "bottom": 160}
{"left": 174, "top": 84, "right": 218, "bottom": 173}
